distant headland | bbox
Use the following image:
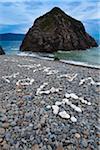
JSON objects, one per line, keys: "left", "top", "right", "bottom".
{"left": 0, "top": 33, "right": 25, "bottom": 41}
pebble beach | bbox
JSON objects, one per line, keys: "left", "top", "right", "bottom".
{"left": 0, "top": 55, "right": 100, "bottom": 150}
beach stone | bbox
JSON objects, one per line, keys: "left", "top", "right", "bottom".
{"left": 0, "top": 115, "right": 7, "bottom": 122}
{"left": 96, "top": 132, "right": 100, "bottom": 138}
{"left": 47, "top": 145, "right": 52, "bottom": 150}
{"left": 81, "top": 138, "right": 88, "bottom": 147}
{"left": 40, "top": 100, "right": 45, "bottom": 104}
{"left": 52, "top": 105, "right": 59, "bottom": 115}
{"left": 59, "top": 111, "right": 70, "bottom": 119}
{"left": 31, "top": 144, "right": 40, "bottom": 150}
{"left": 70, "top": 116, "right": 77, "bottom": 122}
{"left": 67, "top": 145, "right": 74, "bottom": 150}
{"left": 0, "top": 108, "right": 6, "bottom": 113}
{"left": 0, "top": 138, "right": 3, "bottom": 143}
{"left": 2, "top": 122, "right": 10, "bottom": 129}
{"left": 46, "top": 105, "right": 51, "bottom": 110}
{"left": 0, "top": 128, "right": 5, "bottom": 135}
{"left": 83, "top": 130, "right": 89, "bottom": 138}
{"left": 75, "top": 133, "right": 80, "bottom": 139}
{"left": 56, "top": 144, "right": 64, "bottom": 150}
{"left": 2, "top": 143, "right": 10, "bottom": 150}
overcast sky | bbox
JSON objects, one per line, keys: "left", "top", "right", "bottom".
{"left": 0, "top": 0, "right": 99, "bottom": 39}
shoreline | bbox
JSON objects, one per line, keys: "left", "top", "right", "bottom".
{"left": 0, "top": 55, "right": 99, "bottom": 149}
{"left": 17, "top": 52, "right": 100, "bottom": 69}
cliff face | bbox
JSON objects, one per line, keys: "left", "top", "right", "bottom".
{"left": 0, "top": 46, "right": 5, "bottom": 55}
{"left": 20, "top": 7, "right": 98, "bottom": 52}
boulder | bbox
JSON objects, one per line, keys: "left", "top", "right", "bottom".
{"left": 0, "top": 46, "right": 5, "bottom": 55}
{"left": 20, "top": 7, "right": 98, "bottom": 53}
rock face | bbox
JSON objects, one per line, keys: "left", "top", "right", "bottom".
{"left": 0, "top": 46, "right": 5, "bottom": 55}
{"left": 20, "top": 7, "right": 98, "bottom": 52}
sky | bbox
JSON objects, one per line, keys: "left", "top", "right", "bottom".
{"left": 0, "top": 0, "right": 100, "bottom": 39}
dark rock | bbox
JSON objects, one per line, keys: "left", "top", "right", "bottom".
{"left": 0, "top": 46, "right": 5, "bottom": 55}
{"left": 20, "top": 7, "right": 98, "bottom": 53}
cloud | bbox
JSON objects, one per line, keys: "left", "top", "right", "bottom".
{"left": 0, "top": 0, "right": 99, "bottom": 34}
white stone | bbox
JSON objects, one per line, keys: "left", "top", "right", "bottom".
{"left": 65, "top": 93, "right": 70, "bottom": 98}
{"left": 95, "top": 82, "right": 100, "bottom": 86}
{"left": 62, "top": 98, "right": 71, "bottom": 105}
{"left": 2, "top": 77, "right": 10, "bottom": 83}
{"left": 79, "top": 97, "right": 86, "bottom": 104}
{"left": 16, "top": 78, "right": 34, "bottom": 86}
{"left": 71, "top": 116, "right": 77, "bottom": 122}
{"left": 43, "top": 67, "right": 51, "bottom": 72}
{"left": 46, "top": 105, "right": 51, "bottom": 109}
{"left": 36, "top": 82, "right": 48, "bottom": 95}
{"left": 39, "top": 82, "right": 48, "bottom": 89}
{"left": 47, "top": 70, "right": 58, "bottom": 75}
{"left": 70, "top": 104, "right": 82, "bottom": 112}
{"left": 79, "top": 97, "right": 91, "bottom": 105}
{"left": 84, "top": 100, "right": 88, "bottom": 104}
{"left": 52, "top": 105, "right": 59, "bottom": 115}
{"left": 59, "top": 111, "right": 70, "bottom": 119}
{"left": 50, "top": 87, "right": 59, "bottom": 93}
{"left": 74, "top": 106, "right": 82, "bottom": 113}
{"left": 70, "top": 93, "right": 78, "bottom": 99}
{"left": 55, "top": 101, "right": 62, "bottom": 106}
{"left": 87, "top": 102, "right": 91, "bottom": 106}
{"left": 79, "top": 77, "right": 99, "bottom": 86}
{"left": 39, "top": 90, "right": 50, "bottom": 95}
{"left": 59, "top": 74, "right": 77, "bottom": 81}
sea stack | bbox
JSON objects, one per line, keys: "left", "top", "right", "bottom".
{"left": 20, "top": 7, "right": 98, "bottom": 52}
{"left": 0, "top": 46, "right": 5, "bottom": 55}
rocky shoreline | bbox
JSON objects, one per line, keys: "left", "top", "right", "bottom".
{"left": 0, "top": 55, "right": 99, "bottom": 150}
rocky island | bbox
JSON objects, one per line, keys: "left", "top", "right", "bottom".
{"left": 20, "top": 7, "right": 98, "bottom": 53}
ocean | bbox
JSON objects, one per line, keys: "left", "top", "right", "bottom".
{"left": 0, "top": 40, "right": 100, "bottom": 67}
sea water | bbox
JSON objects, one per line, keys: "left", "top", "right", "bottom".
{"left": 0, "top": 40, "right": 100, "bottom": 66}
{"left": 0, "top": 41, "right": 21, "bottom": 55}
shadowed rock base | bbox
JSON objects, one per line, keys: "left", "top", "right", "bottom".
{"left": 0, "top": 46, "right": 5, "bottom": 55}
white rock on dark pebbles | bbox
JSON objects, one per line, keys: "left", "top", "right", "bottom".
{"left": 59, "top": 111, "right": 70, "bottom": 119}
{"left": 71, "top": 116, "right": 77, "bottom": 122}
{"left": 70, "top": 93, "right": 78, "bottom": 99}
{"left": 52, "top": 105, "right": 59, "bottom": 115}
{"left": 55, "top": 101, "right": 62, "bottom": 106}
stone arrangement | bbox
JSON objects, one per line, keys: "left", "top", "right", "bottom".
{"left": 0, "top": 55, "right": 99, "bottom": 150}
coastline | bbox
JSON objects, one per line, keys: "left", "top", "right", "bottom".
{"left": 0, "top": 55, "right": 99, "bottom": 149}
{"left": 17, "top": 52, "right": 100, "bottom": 69}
